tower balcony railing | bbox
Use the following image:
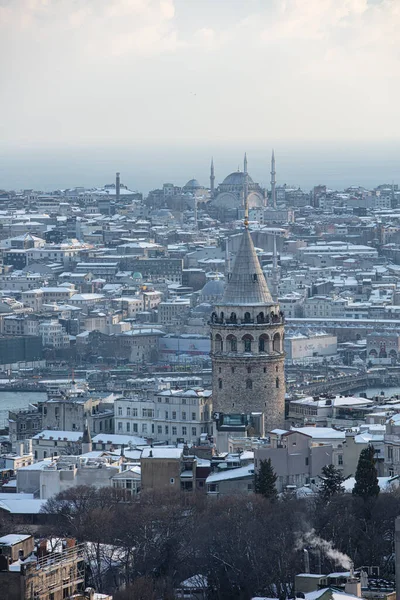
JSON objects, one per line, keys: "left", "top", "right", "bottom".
{"left": 209, "top": 313, "right": 285, "bottom": 326}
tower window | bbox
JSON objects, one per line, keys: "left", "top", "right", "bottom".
{"left": 276, "top": 377, "right": 279, "bottom": 388}
{"left": 231, "top": 367, "right": 235, "bottom": 374}
{"left": 264, "top": 367, "right": 266, "bottom": 373}
{"left": 246, "top": 379, "right": 253, "bottom": 390}
{"left": 218, "top": 379, "right": 222, "bottom": 389}
{"left": 244, "top": 312, "right": 251, "bottom": 323}
{"left": 247, "top": 367, "right": 251, "bottom": 374}
{"left": 219, "top": 367, "right": 221, "bottom": 373}
{"left": 253, "top": 274, "right": 258, "bottom": 281}
{"left": 242, "top": 335, "right": 253, "bottom": 352}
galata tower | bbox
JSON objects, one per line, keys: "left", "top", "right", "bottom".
{"left": 210, "top": 219, "right": 285, "bottom": 434}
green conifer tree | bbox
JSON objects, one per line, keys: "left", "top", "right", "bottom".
{"left": 254, "top": 458, "right": 278, "bottom": 500}
{"left": 352, "top": 444, "right": 380, "bottom": 499}
{"left": 319, "top": 464, "right": 345, "bottom": 501}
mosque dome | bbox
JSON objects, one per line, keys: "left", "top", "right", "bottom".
{"left": 222, "top": 172, "right": 254, "bottom": 186}
{"left": 132, "top": 272, "right": 143, "bottom": 280}
{"left": 183, "top": 178, "right": 202, "bottom": 190}
{"left": 200, "top": 278, "right": 225, "bottom": 299}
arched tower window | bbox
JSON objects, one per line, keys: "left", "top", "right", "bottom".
{"left": 242, "top": 334, "right": 253, "bottom": 353}
{"left": 246, "top": 379, "right": 253, "bottom": 389}
{"left": 273, "top": 332, "right": 280, "bottom": 352}
{"left": 229, "top": 312, "right": 237, "bottom": 324}
{"left": 220, "top": 311, "right": 224, "bottom": 322}
{"left": 257, "top": 312, "right": 264, "bottom": 323}
{"left": 259, "top": 334, "right": 269, "bottom": 353}
{"left": 227, "top": 334, "right": 237, "bottom": 352}
{"left": 247, "top": 366, "right": 252, "bottom": 374}
{"left": 244, "top": 311, "right": 251, "bottom": 323}
{"left": 215, "top": 334, "right": 223, "bottom": 353}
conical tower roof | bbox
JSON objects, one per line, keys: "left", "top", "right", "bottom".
{"left": 222, "top": 229, "right": 273, "bottom": 306}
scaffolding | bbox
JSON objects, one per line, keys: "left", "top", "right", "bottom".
{"left": 24, "top": 543, "right": 85, "bottom": 600}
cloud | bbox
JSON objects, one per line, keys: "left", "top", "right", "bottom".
{"left": 1, "top": 0, "right": 400, "bottom": 146}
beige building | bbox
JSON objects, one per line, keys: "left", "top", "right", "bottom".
{"left": 140, "top": 447, "right": 197, "bottom": 492}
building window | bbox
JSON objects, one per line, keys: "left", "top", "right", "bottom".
{"left": 142, "top": 424, "right": 147, "bottom": 433}
{"left": 126, "top": 407, "right": 131, "bottom": 416}
{"left": 247, "top": 366, "right": 251, "bottom": 374}
{"left": 338, "top": 454, "right": 343, "bottom": 466}
{"left": 170, "top": 478, "right": 175, "bottom": 484}
{"left": 158, "top": 425, "right": 162, "bottom": 434}
{"left": 192, "top": 427, "right": 197, "bottom": 436}
{"left": 118, "top": 407, "right": 122, "bottom": 416}
{"left": 182, "top": 411, "right": 186, "bottom": 420}
{"left": 182, "top": 426, "right": 187, "bottom": 435}
{"left": 118, "top": 422, "right": 122, "bottom": 431}
{"left": 126, "top": 423, "right": 130, "bottom": 432}
{"left": 172, "top": 411, "right": 177, "bottom": 420}
{"left": 165, "top": 411, "right": 169, "bottom": 419}
{"left": 192, "top": 412, "right": 196, "bottom": 420}
{"left": 246, "top": 379, "right": 253, "bottom": 389}
{"left": 172, "top": 426, "right": 177, "bottom": 435}
{"left": 133, "top": 423, "right": 138, "bottom": 433}
{"left": 165, "top": 426, "right": 169, "bottom": 435}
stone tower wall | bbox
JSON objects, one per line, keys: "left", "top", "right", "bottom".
{"left": 210, "top": 320, "right": 285, "bottom": 432}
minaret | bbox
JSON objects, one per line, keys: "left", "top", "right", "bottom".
{"left": 270, "top": 150, "right": 276, "bottom": 209}
{"left": 243, "top": 153, "right": 249, "bottom": 208}
{"left": 81, "top": 420, "right": 92, "bottom": 454}
{"left": 270, "top": 232, "right": 280, "bottom": 301}
{"left": 210, "top": 195, "right": 286, "bottom": 435}
{"left": 210, "top": 158, "right": 215, "bottom": 199}
{"left": 116, "top": 172, "right": 121, "bottom": 202}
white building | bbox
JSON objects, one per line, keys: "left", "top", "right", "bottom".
{"left": 38, "top": 320, "right": 70, "bottom": 349}
{"left": 114, "top": 388, "right": 213, "bottom": 445}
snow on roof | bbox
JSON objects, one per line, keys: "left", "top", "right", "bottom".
{"left": 0, "top": 534, "right": 31, "bottom": 545}
{"left": 0, "top": 499, "right": 46, "bottom": 514}
{"left": 270, "top": 428, "right": 290, "bottom": 435}
{"left": 33, "top": 430, "right": 83, "bottom": 442}
{"left": 291, "top": 427, "right": 345, "bottom": 440}
{"left": 141, "top": 447, "right": 182, "bottom": 459}
{"left": 92, "top": 433, "right": 148, "bottom": 446}
{"left": 343, "top": 476, "right": 399, "bottom": 493}
{"left": 206, "top": 464, "right": 254, "bottom": 484}
{"left": 179, "top": 575, "right": 208, "bottom": 589}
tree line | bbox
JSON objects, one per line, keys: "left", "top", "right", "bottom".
{"left": 39, "top": 445, "right": 399, "bottom": 600}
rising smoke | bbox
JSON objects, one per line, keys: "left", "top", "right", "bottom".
{"left": 297, "top": 529, "right": 352, "bottom": 570}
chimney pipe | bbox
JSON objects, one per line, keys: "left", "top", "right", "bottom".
{"left": 303, "top": 549, "right": 310, "bottom": 574}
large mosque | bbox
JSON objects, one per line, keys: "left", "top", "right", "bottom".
{"left": 210, "top": 153, "right": 265, "bottom": 212}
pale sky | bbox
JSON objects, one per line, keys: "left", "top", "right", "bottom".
{"left": 1, "top": 0, "right": 400, "bottom": 150}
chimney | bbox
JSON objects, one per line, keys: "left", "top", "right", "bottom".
{"left": 345, "top": 566, "right": 361, "bottom": 598}
{"left": 303, "top": 549, "right": 310, "bottom": 574}
{"left": 116, "top": 172, "right": 120, "bottom": 202}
